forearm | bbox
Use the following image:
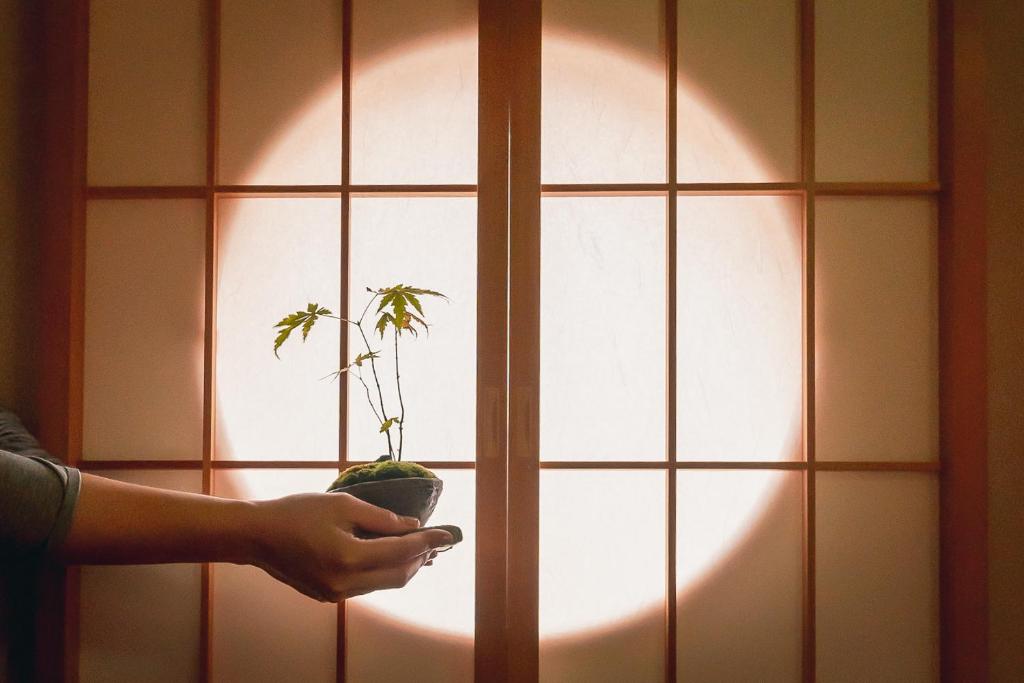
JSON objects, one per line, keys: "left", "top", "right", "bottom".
{"left": 57, "top": 473, "right": 260, "bottom": 566}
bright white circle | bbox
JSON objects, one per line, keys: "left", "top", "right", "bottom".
{"left": 220, "top": 29, "right": 799, "bottom": 642}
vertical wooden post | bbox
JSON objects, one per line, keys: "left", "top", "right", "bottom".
{"left": 665, "top": 0, "right": 679, "bottom": 680}
{"left": 507, "top": 1, "right": 542, "bottom": 681}
{"left": 938, "top": 0, "right": 989, "bottom": 679}
{"left": 337, "top": 1, "right": 353, "bottom": 680}
{"left": 200, "top": 1, "right": 220, "bottom": 680}
{"left": 799, "top": 0, "right": 816, "bottom": 680}
{"left": 34, "top": 0, "right": 89, "bottom": 680}
{"left": 476, "top": 1, "right": 511, "bottom": 681}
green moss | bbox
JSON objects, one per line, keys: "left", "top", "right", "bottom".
{"left": 330, "top": 460, "right": 437, "bottom": 489}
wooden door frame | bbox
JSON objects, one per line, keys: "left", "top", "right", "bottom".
{"left": 32, "top": 0, "right": 987, "bottom": 681}
{"left": 937, "top": 0, "right": 989, "bottom": 679}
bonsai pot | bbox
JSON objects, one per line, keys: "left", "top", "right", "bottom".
{"left": 328, "top": 476, "right": 443, "bottom": 526}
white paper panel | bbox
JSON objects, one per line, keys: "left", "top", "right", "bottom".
{"left": 542, "top": 0, "right": 665, "bottom": 183}
{"left": 677, "top": 196, "right": 803, "bottom": 461}
{"left": 88, "top": 0, "right": 206, "bottom": 185}
{"left": 83, "top": 200, "right": 205, "bottom": 460}
{"left": 79, "top": 470, "right": 203, "bottom": 683}
{"left": 540, "top": 197, "right": 665, "bottom": 461}
{"left": 817, "top": 472, "right": 939, "bottom": 681}
{"left": 346, "top": 469, "right": 474, "bottom": 683}
{"left": 677, "top": 0, "right": 799, "bottom": 182}
{"left": 219, "top": 0, "right": 342, "bottom": 185}
{"left": 676, "top": 471, "right": 802, "bottom": 682}
{"left": 216, "top": 198, "right": 340, "bottom": 461}
{"left": 348, "top": 198, "right": 476, "bottom": 461}
{"left": 351, "top": 0, "right": 477, "bottom": 184}
{"left": 212, "top": 470, "right": 337, "bottom": 682}
{"left": 816, "top": 0, "right": 933, "bottom": 181}
{"left": 540, "top": 471, "right": 665, "bottom": 682}
{"left": 815, "top": 197, "right": 938, "bottom": 461}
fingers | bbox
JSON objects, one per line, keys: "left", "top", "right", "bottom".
{"left": 335, "top": 493, "right": 420, "bottom": 535}
{"left": 343, "top": 553, "right": 432, "bottom": 598}
{"left": 272, "top": 538, "right": 447, "bottom": 603}
{"left": 255, "top": 560, "right": 337, "bottom": 603}
{"left": 349, "top": 528, "right": 454, "bottom": 569}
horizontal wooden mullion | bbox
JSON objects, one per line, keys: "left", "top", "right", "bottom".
{"left": 542, "top": 183, "right": 670, "bottom": 196}
{"left": 86, "top": 182, "right": 940, "bottom": 201}
{"left": 87, "top": 186, "right": 208, "bottom": 200}
{"left": 77, "top": 459, "right": 938, "bottom": 472}
{"left": 209, "top": 459, "right": 476, "bottom": 469}
{"left": 542, "top": 182, "right": 804, "bottom": 195}
{"left": 815, "top": 460, "right": 941, "bottom": 472}
{"left": 541, "top": 460, "right": 806, "bottom": 470}
{"left": 214, "top": 187, "right": 342, "bottom": 198}
{"left": 542, "top": 181, "right": 942, "bottom": 197}
{"left": 540, "top": 460, "right": 672, "bottom": 469}
{"left": 349, "top": 184, "right": 477, "bottom": 197}
{"left": 217, "top": 185, "right": 478, "bottom": 196}
{"left": 675, "top": 184, "right": 806, "bottom": 196}
{"left": 78, "top": 459, "right": 203, "bottom": 470}
{"left": 211, "top": 460, "right": 343, "bottom": 469}
{"left": 217, "top": 184, "right": 477, "bottom": 196}
{"left": 86, "top": 184, "right": 480, "bottom": 198}
{"left": 539, "top": 460, "right": 941, "bottom": 471}
{"left": 814, "top": 181, "right": 941, "bottom": 196}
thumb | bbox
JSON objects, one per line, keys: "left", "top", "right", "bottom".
{"left": 339, "top": 494, "right": 420, "bottom": 535}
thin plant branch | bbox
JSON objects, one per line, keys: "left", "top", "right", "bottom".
{"left": 319, "top": 313, "right": 357, "bottom": 324}
{"left": 355, "top": 315, "right": 394, "bottom": 459}
{"left": 394, "top": 327, "right": 405, "bottom": 461}
{"left": 355, "top": 366, "right": 384, "bottom": 426}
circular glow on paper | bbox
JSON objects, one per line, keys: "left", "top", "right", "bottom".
{"left": 218, "top": 29, "right": 799, "bottom": 642}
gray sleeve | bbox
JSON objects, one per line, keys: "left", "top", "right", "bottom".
{"left": 0, "top": 408, "right": 53, "bottom": 463}
{"left": 0, "top": 449, "right": 81, "bottom": 559}
{"left": 0, "top": 408, "right": 82, "bottom": 560}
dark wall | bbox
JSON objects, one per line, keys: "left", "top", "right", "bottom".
{"left": 0, "top": 4, "right": 47, "bottom": 677}
{"left": 0, "top": 0, "right": 42, "bottom": 432}
{"left": 985, "top": 1, "right": 1024, "bottom": 678}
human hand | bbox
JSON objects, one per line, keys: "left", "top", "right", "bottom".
{"left": 247, "top": 492, "right": 454, "bottom": 602}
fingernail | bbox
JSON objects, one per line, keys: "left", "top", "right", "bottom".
{"left": 435, "top": 532, "right": 455, "bottom": 547}
{"left": 403, "top": 516, "right": 421, "bottom": 527}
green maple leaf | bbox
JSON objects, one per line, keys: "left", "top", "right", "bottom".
{"left": 353, "top": 350, "right": 380, "bottom": 366}
{"left": 273, "top": 303, "right": 332, "bottom": 358}
{"left": 375, "top": 312, "right": 395, "bottom": 338}
{"left": 391, "top": 294, "right": 408, "bottom": 327}
{"left": 371, "top": 284, "right": 447, "bottom": 337}
{"left": 403, "top": 286, "right": 447, "bottom": 299}
{"left": 376, "top": 290, "right": 397, "bottom": 313}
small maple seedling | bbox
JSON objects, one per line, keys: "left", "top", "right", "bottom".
{"left": 272, "top": 284, "right": 447, "bottom": 462}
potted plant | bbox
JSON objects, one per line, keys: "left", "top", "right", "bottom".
{"left": 273, "top": 284, "right": 461, "bottom": 542}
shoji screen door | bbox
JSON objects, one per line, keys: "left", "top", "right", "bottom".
{"left": 80, "top": 1, "right": 484, "bottom": 681}
{"left": 520, "top": 1, "right": 939, "bottom": 681}
{"left": 74, "top": 1, "right": 939, "bottom": 682}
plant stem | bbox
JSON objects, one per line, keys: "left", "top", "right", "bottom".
{"left": 323, "top": 310, "right": 390, "bottom": 451}
{"left": 394, "top": 328, "right": 405, "bottom": 461}
{"left": 355, "top": 292, "right": 394, "bottom": 459}
{"left": 320, "top": 313, "right": 356, "bottom": 324}
{"left": 354, "top": 367, "right": 383, "bottom": 425}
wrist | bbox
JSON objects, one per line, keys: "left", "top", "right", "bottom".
{"left": 216, "top": 498, "right": 264, "bottom": 565}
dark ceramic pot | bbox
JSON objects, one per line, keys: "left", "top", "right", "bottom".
{"left": 328, "top": 476, "right": 443, "bottom": 527}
